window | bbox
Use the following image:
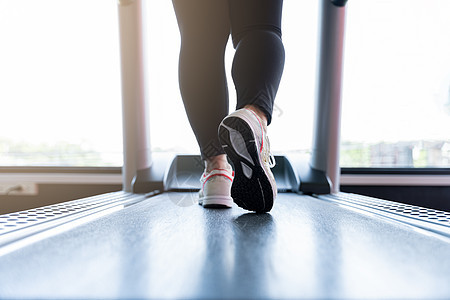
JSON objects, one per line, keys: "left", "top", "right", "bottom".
{"left": 0, "top": 0, "right": 123, "bottom": 166}
{"left": 341, "top": 0, "right": 450, "bottom": 168}
{"left": 6, "top": 1, "right": 446, "bottom": 169}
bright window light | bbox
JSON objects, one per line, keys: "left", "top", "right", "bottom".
{"left": 1, "top": 0, "right": 449, "bottom": 169}
{"left": 341, "top": 0, "right": 450, "bottom": 168}
{"left": 0, "top": 0, "right": 123, "bottom": 166}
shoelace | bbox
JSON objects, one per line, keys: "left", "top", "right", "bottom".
{"left": 262, "top": 132, "right": 276, "bottom": 169}
{"left": 248, "top": 108, "right": 276, "bottom": 169}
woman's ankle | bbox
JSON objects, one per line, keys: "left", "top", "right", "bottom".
{"left": 244, "top": 105, "right": 268, "bottom": 128}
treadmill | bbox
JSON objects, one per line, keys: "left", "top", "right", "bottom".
{"left": 1, "top": 0, "right": 450, "bottom": 299}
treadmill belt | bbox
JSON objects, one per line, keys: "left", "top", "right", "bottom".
{"left": 1, "top": 192, "right": 450, "bottom": 299}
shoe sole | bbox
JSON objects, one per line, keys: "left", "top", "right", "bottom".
{"left": 199, "top": 196, "right": 233, "bottom": 208}
{"left": 218, "top": 116, "right": 274, "bottom": 213}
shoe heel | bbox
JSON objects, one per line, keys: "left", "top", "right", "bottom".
{"left": 219, "top": 117, "right": 274, "bottom": 213}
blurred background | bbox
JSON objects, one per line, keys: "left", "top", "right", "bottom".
{"left": 1, "top": 0, "right": 449, "bottom": 168}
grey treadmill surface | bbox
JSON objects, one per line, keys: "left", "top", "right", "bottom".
{"left": 1, "top": 192, "right": 450, "bottom": 299}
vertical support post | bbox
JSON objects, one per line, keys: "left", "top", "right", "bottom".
{"left": 117, "top": 0, "right": 151, "bottom": 192}
{"left": 310, "top": 0, "right": 347, "bottom": 194}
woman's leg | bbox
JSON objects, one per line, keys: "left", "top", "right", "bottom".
{"left": 172, "top": 0, "right": 231, "bottom": 164}
{"left": 229, "top": 0, "right": 285, "bottom": 125}
{"left": 216, "top": 0, "right": 285, "bottom": 212}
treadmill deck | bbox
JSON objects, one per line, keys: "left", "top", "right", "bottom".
{"left": 1, "top": 192, "right": 450, "bottom": 299}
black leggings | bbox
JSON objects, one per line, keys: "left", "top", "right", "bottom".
{"left": 172, "top": 0, "right": 285, "bottom": 159}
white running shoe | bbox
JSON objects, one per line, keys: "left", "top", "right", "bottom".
{"left": 218, "top": 108, "right": 277, "bottom": 213}
{"left": 198, "top": 167, "right": 234, "bottom": 208}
